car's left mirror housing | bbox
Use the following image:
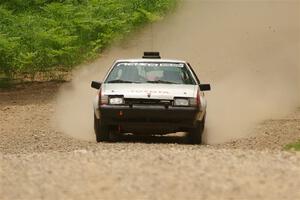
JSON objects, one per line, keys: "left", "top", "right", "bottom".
{"left": 199, "top": 84, "right": 211, "bottom": 91}
{"left": 91, "top": 81, "right": 101, "bottom": 89}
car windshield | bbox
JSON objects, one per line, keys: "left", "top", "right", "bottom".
{"left": 105, "top": 62, "right": 196, "bottom": 85}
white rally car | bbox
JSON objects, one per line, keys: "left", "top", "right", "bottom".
{"left": 91, "top": 52, "right": 210, "bottom": 144}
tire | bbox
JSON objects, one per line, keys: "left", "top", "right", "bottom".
{"left": 187, "top": 117, "right": 205, "bottom": 144}
{"left": 94, "top": 114, "right": 109, "bottom": 142}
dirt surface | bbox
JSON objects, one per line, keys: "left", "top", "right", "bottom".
{"left": 0, "top": 82, "right": 94, "bottom": 155}
{"left": 0, "top": 81, "right": 300, "bottom": 200}
{"left": 1, "top": 0, "right": 300, "bottom": 199}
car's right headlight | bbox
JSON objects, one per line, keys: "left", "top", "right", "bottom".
{"left": 109, "top": 97, "right": 124, "bottom": 105}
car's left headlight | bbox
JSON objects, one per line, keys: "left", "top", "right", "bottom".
{"left": 109, "top": 97, "right": 124, "bottom": 105}
{"left": 174, "top": 98, "right": 189, "bottom": 106}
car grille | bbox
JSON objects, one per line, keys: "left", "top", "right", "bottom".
{"left": 124, "top": 98, "right": 172, "bottom": 106}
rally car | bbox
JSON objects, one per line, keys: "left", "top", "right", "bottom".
{"left": 91, "top": 52, "right": 211, "bottom": 144}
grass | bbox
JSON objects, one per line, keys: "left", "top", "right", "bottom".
{"left": 284, "top": 141, "right": 300, "bottom": 151}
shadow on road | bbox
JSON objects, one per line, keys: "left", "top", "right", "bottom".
{"left": 112, "top": 133, "right": 189, "bottom": 145}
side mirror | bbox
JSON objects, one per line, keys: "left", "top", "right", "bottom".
{"left": 199, "top": 84, "right": 211, "bottom": 91}
{"left": 91, "top": 81, "right": 101, "bottom": 89}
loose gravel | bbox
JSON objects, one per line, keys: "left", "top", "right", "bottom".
{"left": 1, "top": 82, "right": 300, "bottom": 200}
{"left": 1, "top": 146, "right": 300, "bottom": 200}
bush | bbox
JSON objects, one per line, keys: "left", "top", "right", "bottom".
{"left": 0, "top": 0, "right": 177, "bottom": 79}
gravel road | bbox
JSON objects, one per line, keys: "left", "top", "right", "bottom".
{"left": 1, "top": 145, "right": 300, "bottom": 200}
{"left": 0, "top": 82, "right": 300, "bottom": 200}
{"left": 1, "top": 0, "right": 300, "bottom": 199}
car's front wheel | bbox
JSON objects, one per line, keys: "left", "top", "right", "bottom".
{"left": 187, "top": 116, "right": 205, "bottom": 144}
{"left": 94, "top": 114, "right": 109, "bottom": 142}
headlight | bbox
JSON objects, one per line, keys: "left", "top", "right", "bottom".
{"left": 174, "top": 98, "right": 189, "bottom": 106}
{"left": 109, "top": 97, "right": 124, "bottom": 105}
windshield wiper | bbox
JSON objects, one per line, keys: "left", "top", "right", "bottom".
{"left": 107, "top": 79, "right": 141, "bottom": 83}
{"left": 147, "top": 80, "right": 176, "bottom": 84}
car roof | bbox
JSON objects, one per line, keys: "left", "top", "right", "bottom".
{"left": 115, "top": 58, "right": 187, "bottom": 64}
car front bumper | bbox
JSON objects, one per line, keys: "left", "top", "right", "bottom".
{"left": 96, "top": 105, "right": 202, "bottom": 133}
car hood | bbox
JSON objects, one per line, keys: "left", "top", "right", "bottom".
{"left": 102, "top": 83, "right": 197, "bottom": 99}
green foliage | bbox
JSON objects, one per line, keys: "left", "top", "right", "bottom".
{"left": 285, "top": 140, "right": 300, "bottom": 151}
{"left": 0, "top": 77, "right": 12, "bottom": 88}
{"left": 0, "top": 0, "right": 177, "bottom": 79}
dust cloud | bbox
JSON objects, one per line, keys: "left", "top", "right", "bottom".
{"left": 54, "top": 0, "right": 300, "bottom": 143}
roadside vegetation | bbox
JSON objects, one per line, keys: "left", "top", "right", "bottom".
{"left": 0, "top": 0, "right": 176, "bottom": 86}
{"left": 285, "top": 141, "right": 300, "bottom": 151}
